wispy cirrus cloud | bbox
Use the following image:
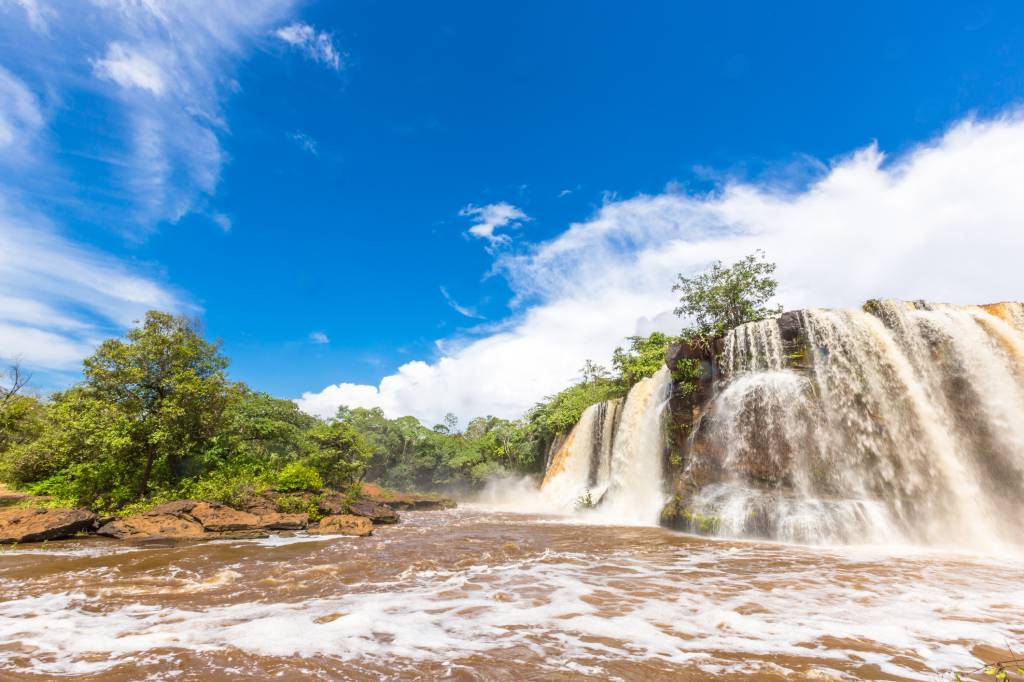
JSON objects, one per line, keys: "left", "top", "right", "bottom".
{"left": 0, "top": 196, "right": 186, "bottom": 374}
{"left": 309, "top": 331, "right": 330, "bottom": 345}
{"left": 0, "top": 0, "right": 301, "bottom": 379}
{"left": 298, "top": 113, "right": 1024, "bottom": 424}
{"left": 440, "top": 286, "right": 484, "bottom": 320}
{"left": 274, "top": 22, "right": 343, "bottom": 71}
{"left": 291, "top": 130, "right": 318, "bottom": 155}
{"left": 1, "top": 0, "right": 300, "bottom": 232}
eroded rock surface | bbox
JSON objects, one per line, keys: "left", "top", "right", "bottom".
{"left": 189, "top": 502, "right": 260, "bottom": 532}
{"left": 96, "top": 513, "right": 204, "bottom": 540}
{"left": 0, "top": 508, "right": 98, "bottom": 543}
{"left": 314, "top": 514, "right": 373, "bottom": 536}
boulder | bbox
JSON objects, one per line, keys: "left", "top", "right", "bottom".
{"left": 347, "top": 499, "right": 399, "bottom": 524}
{"left": 188, "top": 502, "right": 260, "bottom": 532}
{"left": 314, "top": 514, "right": 373, "bottom": 537}
{"left": 257, "top": 512, "right": 308, "bottom": 530}
{"left": 0, "top": 508, "right": 98, "bottom": 543}
{"left": 96, "top": 513, "right": 204, "bottom": 540}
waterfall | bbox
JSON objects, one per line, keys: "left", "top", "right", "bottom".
{"left": 538, "top": 367, "right": 672, "bottom": 523}
{"left": 539, "top": 398, "right": 623, "bottom": 511}
{"left": 593, "top": 366, "right": 673, "bottom": 524}
{"left": 686, "top": 300, "right": 1024, "bottom": 546}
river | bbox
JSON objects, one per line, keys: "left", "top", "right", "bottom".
{"left": 1, "top": 506, "right": 1021, "bottom": 680}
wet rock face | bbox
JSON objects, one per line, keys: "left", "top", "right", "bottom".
{"left": 348, "top": 499, "right": 399, "bottom": 524}
{"left": 0, "top": 508, "right": 98, "bottom": 543}
{"left": 314, "top": 514, "right": 373, "bottom": 537}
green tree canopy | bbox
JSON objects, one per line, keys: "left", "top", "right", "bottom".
{"left": 673, "top": 250, "right": 782, "bottom": 339}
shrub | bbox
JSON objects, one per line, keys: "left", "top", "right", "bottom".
{"left": 276, "top": 462, "right": 323, "bottom": 492}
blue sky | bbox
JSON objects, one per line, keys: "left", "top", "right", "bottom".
{"left": 2, "top": 1, "right": 1024, "bottom": 424}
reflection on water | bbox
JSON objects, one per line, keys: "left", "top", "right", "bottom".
{"left": 1, "top": 506, "right": 1022, "bottom": 680}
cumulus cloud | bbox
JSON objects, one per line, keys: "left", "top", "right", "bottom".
{"left": 460, "top": 202, "right": 528, "bottom": 250}
{"left": 274, "top": 22, "right": 343, "bottom": 71}
{"left": 309, "top": 331, "right": 329, "bottom": 345}
{"left": 297, "top": 113, "right": 1024, "bottom": 424}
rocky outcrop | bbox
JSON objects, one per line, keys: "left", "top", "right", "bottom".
{"left": 347, "top": 499, "right": 399, "bottom": 524}
{"left": 359, "top": 483, "right": 455, "bottom": 511}
{"left": 97, "top": 513, "right": 204, "bottom": 540}
{"left": 189, "top": 502, "right": 260, "bottom": 532}
{"left": 0, "top": 508, "right": 98, "bottom": 543}
{"left": 257, "top": 513, "right": 308, "bottom": 530}
{"left": 314, "top": 514, "right": 373, "bottom": 536}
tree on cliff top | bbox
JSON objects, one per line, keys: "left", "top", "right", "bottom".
{"left": 673, "top": 250, "right": 782, "bottom": 339}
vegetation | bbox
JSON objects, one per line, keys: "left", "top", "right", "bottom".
{"left": 673, "top": 249, "right": 782, "bottom": 341}
{"left": 0, "top": 313, "right": 370, "bottom": 512}
{"left": 0, "top": 252, "right": 784, "bottom": 505}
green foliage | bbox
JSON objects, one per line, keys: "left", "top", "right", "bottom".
{"left": 306, "top": 420, "right": 372, "bottom": 490}
{"left": 672, "top": 358, "right": 702, "bottom": 397}
{"left": 186, "top": 462, "right": 273, "bottom": 508}
{"left": 673, "top": 250, "right": 782, "bottom": 339}
{"left": 527, "top": 379, "right": 625, "bottom": 439}
{"left": 575, "top": 488, "right": 595, "bottom": 510}
{"left": 276, "top": 494, "right": 324, "bottom": 521}
{"left": 276, "top": 462, "right": 324, "bottom": 492}
{"left": 612, "top": 332, "right": 678, "bottom": 387}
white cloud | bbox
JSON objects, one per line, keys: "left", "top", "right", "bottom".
{"left": 460, "top": 202, "right": 528, "bottom": 250}
{"left": 298, "top": 113, "right": 1024, "bottom": 424}
{"left": 440, "top": 286, "right": 484, "bottom": 319}
{"left": 1, "top": 1, "right": 298, "bottom": 231}
{"left": 274, "top": 22, "right": 342, "bottom": 71}
{"left": 9, "top": 0, "right": 54, "bottom": 32}
{"left": 0, "top": 196, "right": 185, "bottom": 371}
{"left": 309, "top": 331, "right": 329, "bottom": 345}
{"left": 92, "top": 43, "right": 167, "bottom": 96}
{"left": 0, "top": 65, "right": 44, "bottom": 160}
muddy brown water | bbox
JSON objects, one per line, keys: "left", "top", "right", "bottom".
{"left": 0, "top": 506, "right": 1021, "bottom": 680}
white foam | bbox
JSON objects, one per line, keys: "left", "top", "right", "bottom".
{"left": 2, "top": 535, "right": 1021, "bottom": 678}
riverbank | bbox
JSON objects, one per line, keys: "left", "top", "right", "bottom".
{"left": 0, "top": 483, "right": 456, "bottom": 545}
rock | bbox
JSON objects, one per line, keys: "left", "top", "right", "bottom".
{"left": 0, "top": 508, "right": 98, "bottom": 543}
{"left": 314, "top": 514, "right": 373, "bottom": 537}
{"left": 317, "top": 491, "right": 348, "bottom": 515}
{"left": 189, "top": 502, "right": 260, "bottom": 532}
{"left": 240, "top": 492, "right": 279, "bottom": 516}
{"left": 777, "top": 310, "right": 803, "bottom": 342}
{"left": 257, "top": 513, "right": 308, "bottom": 530}
{"left": 96, "top": 513, "right": 205, "bottom": 540}
{"left": 347, "top": 499, "right": 399, "bottom": 524}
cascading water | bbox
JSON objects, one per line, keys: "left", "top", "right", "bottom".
{"left": 593, "top": 366, "right": 673, "bottom": 524}
{"left": 538, "top": 367, "right": 672, "bottom": 523}
{"left": 686, "top": 300, "right": 1024, "bottom": 546}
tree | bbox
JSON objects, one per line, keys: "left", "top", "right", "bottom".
{"left": 0, "top": 362, "right": 44, "bottom": 455}
{"left": 579, "top": 359, "right": 611, "bottom": 383}
{"left": 78, "top": 311, "right": 231, "bottom": 498}
{"left": 611, "top": 333, "right": 677, "bottom": 386}
{"left": 307, "top": 420, "right": 373, "bottom": 489}
{"left": 672, "top": 250, "right": 782, "bottom": 339}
